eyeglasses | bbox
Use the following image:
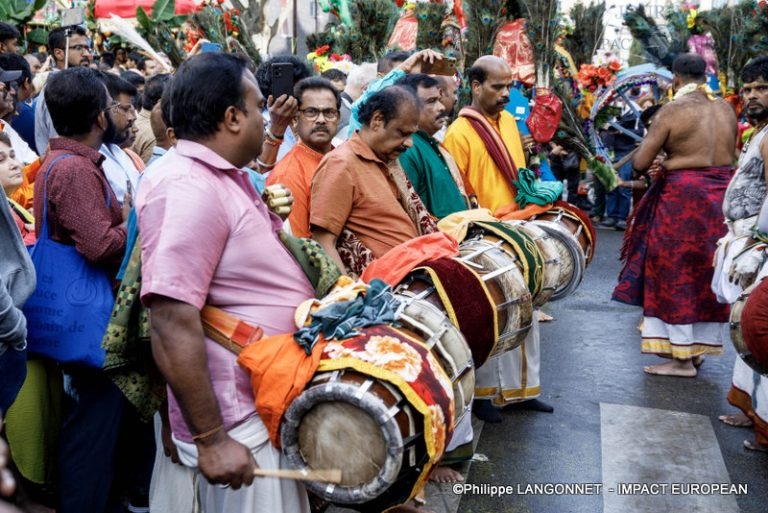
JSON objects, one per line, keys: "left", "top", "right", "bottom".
{"left": 68, "top": 44, "right": 92, "bottom": 53}
{"left": 103, "top": 101, "right": 135, "bottom": 115}
{"left": 298, "top": 108, "right": 340, "bottom": 121}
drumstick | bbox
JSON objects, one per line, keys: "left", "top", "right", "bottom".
{"left": 252, "top": 468, "right": 342, "bottom": 484}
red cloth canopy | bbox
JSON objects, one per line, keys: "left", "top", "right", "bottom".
{"left": 94, "top": 0, "right": 197, "bottom": 19}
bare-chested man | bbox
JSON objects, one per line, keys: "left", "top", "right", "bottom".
{"left": 613, "top": 53, "right": 737, "bottom": 377}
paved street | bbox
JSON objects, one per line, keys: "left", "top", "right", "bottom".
{"left": 436, "top": 229, "right": 768, "bottom": 513}
{"left": 332, "top": 228, "right": 768, "bottom": 513}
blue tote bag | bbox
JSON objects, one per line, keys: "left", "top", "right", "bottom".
{"left": 23, "top": 154, "right": 114, "bottom": 368}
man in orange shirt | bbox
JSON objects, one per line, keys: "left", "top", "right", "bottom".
{"left": 266, "top": 77, "right": 340, "bottom": 238}
{"left": 311, "top": 86, "right": 428, "bottom": 274}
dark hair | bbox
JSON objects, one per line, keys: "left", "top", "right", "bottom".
{"left": 377, "top": 51, "right": 411, "bottom": 74}
{"left": 672, "top": 53, "right": 706, "bottom": 80}
{"left": 45, "top": 67, "right": 108, "bottom": 136}
{"left": 128, "top": 52, "right": 145, "bottom": 71}
{"left": 358, "top": 85, "right": 417, "bottom": 126}
{"left": 466, "top": 65, "right": 488, "bottom": 86}
{"left": 142, "top": 73, "right": 171, "bottom": 110}
{"left": 742, "top": 56, "right": 768, "bottom": 85}
{"left": 0, "top": 22, "right": 20, "bottom": 44}
{"left": 167, "top": 52, "right": 249, "bottom": 140}
{"left": 254, "top": 55, "right": 312, "bottom": 99}
{"left": 120, "top": 71, "right": 145, "bottom": 88}
{"left": 395, "top": 73, "right": 440, "bottom": 93}
{"left": 100, "top": 51, "right": 116, "bottom": 68}
{"left": 99, "top": 71, "right": 137, "bottom": 99}
{"left": 0, "top": 53, "right": 32, "bottom": 87}
{"left": 293, "top": 77, "right": 341, "bottom": 109}
{"left": 321, "top": 68, "right": 347, "bottom": 84}
{"left": 640, "top": 104, "right": 662, "bottom": 127}
{"left": 33, "top": 51, "right": 47, "bottom": 63}
{"left": 0, "top": 131, "right": 11, "bottom": 147}
{"left": 48, "top": 26, "right": 87, "bottom": 51}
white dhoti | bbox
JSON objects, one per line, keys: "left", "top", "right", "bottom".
{"left": 474, "top": 313, "right": 541, "bottom": 406}
{"left": 173, "top": 415, "right": 310, "bottom": 513}
{"left": 149, "top": 413, "right": 200, "bottom": 513}
{"left": 728, "top": 357, "right": 768, "bottom": 444}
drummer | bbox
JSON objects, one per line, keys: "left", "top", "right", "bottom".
{"left": 442, "top": 55, "right": 554, "bottom": 421}
{"left": 713, "top": 55, "right": 768, "bottom": 451}
{"left": 137, "top": 53, "right": 313, "bottom": 512}
{"left": 396, "top": 73, "right": 471, "bottom": 219}
{"left": 310, "top": 85, "right": 438, "bottom": 275}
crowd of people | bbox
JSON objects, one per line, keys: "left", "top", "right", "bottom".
{"left": 0, "top": 14, "right": 767, "bottom": 513}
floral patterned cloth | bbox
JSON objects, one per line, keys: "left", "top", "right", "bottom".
{"left": 318, "top": 324, "right": 454, "bottom": 506}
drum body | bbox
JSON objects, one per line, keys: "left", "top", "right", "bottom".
{"left": 458, "top": 235, "right": 533, "bottom": 354}
{"left": 531, "top": 204, "right": 595, "bottom": 265}
{"left": 395, "top": 259, "right": 497, "bottom": 366}
{"left": 393, "top": 295, "right": 475, "bottom": 426}
{"left": 505, "top": 220, "right": 561, "bottom": 307}
{"left": 731, "top": 278, "right": 768, "bottom": 376}
{"left": 528, "top": 219, "right": 585, "bottom": 301}
{"left": 281, "top": 325, "right": 454, "bottom": 511}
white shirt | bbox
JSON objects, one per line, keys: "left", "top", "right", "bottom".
{"left": 0, "top": 120, "right": 38, "bottom": 165}
{"left": 100, "top": 143, "right": 140, "bottom": 205}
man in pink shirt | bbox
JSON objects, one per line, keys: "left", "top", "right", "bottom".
{"left": 137, "top": 53, "right": 313, "bottom": 512}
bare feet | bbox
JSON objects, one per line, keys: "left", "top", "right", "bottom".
{"left": 536, "top": 311, "right": 554, "bottom": 322}
{"left": 743, "top": 439, "right": 768, "bottom": 452}
{"left": 429, "top": 466, "right": 465, "bottom": 483}
{"left": 719, "top": 412, "right": 753, "bottom": 428}
{"left": 643, "top": 359, "right": 697, "bottom": 377}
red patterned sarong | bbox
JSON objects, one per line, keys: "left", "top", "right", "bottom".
{"left": 613, "top": 166, "right": 732, "bottom": 324}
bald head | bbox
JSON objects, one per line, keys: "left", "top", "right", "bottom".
{"left": 467, "top": 55, "right": 514, "bottom": 119}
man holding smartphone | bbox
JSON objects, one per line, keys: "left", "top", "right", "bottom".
{"left": 254, "top": 57, "right": 312, "bottom": 172}
{"left": 266, "top": 77, "right": 340, "bottom": 238}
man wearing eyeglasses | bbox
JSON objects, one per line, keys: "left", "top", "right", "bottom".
{"left": 265, "top": 77, "right": 340, "bottom": 238}
{"left": 97, "top": 72, "right": 140, "bottom": 206}
{"left": 35, "top": 26, "right": 93, "bottom": 153}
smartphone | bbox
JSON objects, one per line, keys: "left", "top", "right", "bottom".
{"left": 60, "top": 7, "right": 85, "bottom": 27}
{"left": 201, "top": 42, "right": 222, "bottom": 53}
{"left": 422, "top": 57, "right": 457, "bottom": 76}
{"left": 270, "top": 62, "right": 294, "bottom": 99}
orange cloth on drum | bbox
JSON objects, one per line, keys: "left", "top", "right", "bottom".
{"left": 495, "top": 202, "right": 551, "bottom": 220}
{"left": 360, "top": 231, "right": 459, "bottom": 286}
{"left": 236, "top": 334, "right": 328, "bottom": 448}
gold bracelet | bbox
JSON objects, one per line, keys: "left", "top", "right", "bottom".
{"left": 192, "top": 424, "right": 224, "bottom": 442}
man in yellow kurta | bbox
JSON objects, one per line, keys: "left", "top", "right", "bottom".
{"left": 444, "top": 62, "right": 525, "bottom": 211}
{"left": 443, "top": 55, "right": 552, "bottom": 422}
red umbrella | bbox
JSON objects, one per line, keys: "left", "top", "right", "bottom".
{"left": 94, "top": 0, "right": 198, "bottom": 19}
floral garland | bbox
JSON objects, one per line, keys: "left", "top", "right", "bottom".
{"left": 307, "top": 44, "right": 354, "bottom": 74}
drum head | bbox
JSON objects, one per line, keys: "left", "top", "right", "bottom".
{"left": 282, "top": 370, "right": 422, "bottom": 505}
{"left": 533, "top": 205, "right": 595, "bottom": 265}
{"left": 505, "top": 220, "right": 562, "bottom": 307}
{"left": 529, "top": 219, "right": 585, "bottom": 301}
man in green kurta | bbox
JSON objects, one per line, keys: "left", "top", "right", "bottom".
{"left": 397, "top": 74, "right": 469, "bottom": 219}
